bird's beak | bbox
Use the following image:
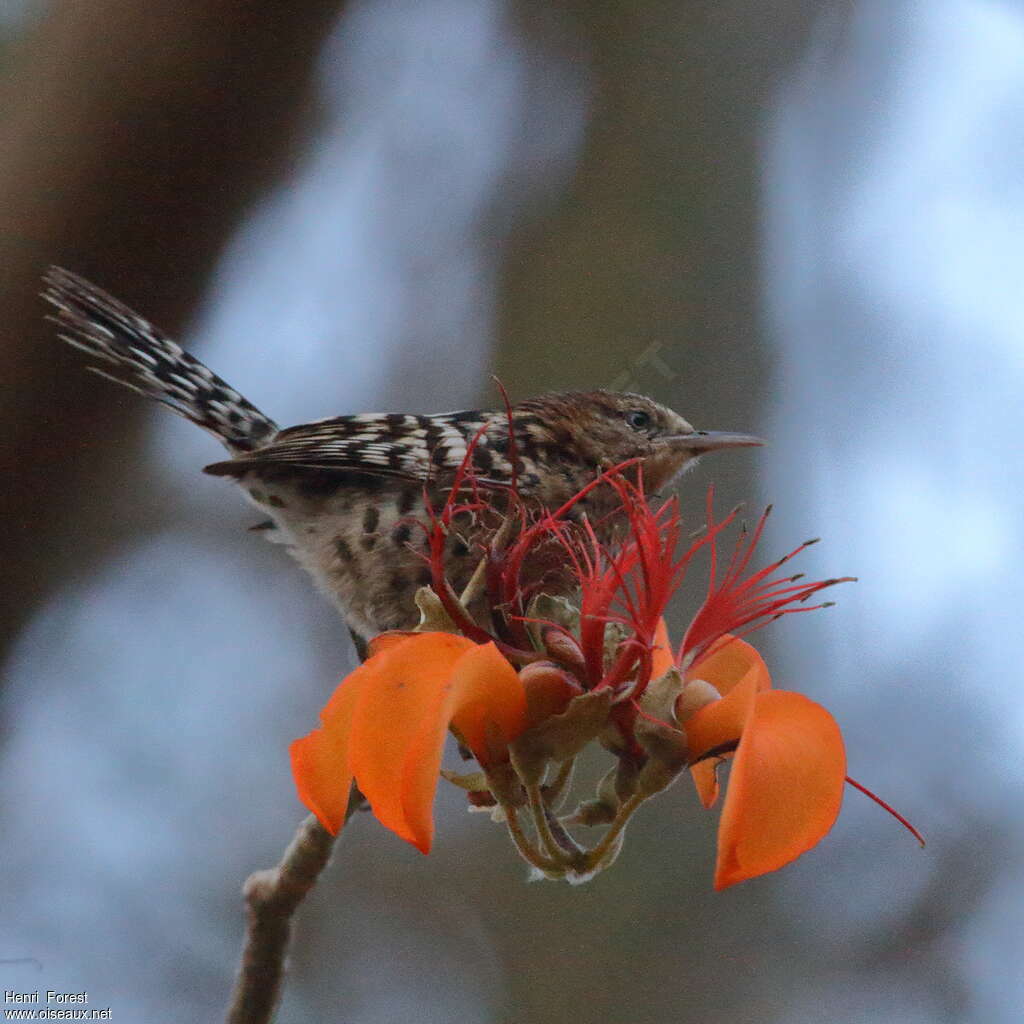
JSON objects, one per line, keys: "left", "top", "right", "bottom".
{"left": 661, "top": 430, "right": 765, "bottom": 453}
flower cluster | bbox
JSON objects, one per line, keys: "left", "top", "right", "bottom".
{"left": 291, "top": 465, "right": 921, "bottom": 888}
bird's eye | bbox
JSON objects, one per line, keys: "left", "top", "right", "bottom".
{"left": 624, "top": 409, "right": 652, "bottom": 431}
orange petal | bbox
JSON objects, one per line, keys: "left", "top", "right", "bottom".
{"left": 290, "top": 727, "right": 354, "bottom": 835}
{"left": 690, "top": 758, "right": 722, "bottom": 809}
{"left": 448, "top": 642, "right": 527, "bottom": 758}
{"left": 683, "top": 673, "right": 757, "bottom": 809}
{"left": 290, "top": 663, "right": 371, "bottom": 834}
{"left": 686, "top": 634, "right": 770, "bottom": 696}
{"left": 367, "top": 631, "right": 418, "bottom": 658}
{"left": 684, "top": 674, "right": 758, "bottom": 763}
{"left": 682, "top": 636, "right": 769, "bottom": 808}
{"left": 400, "top": 642, "right": 526, "bottom": 850}
{"left": 348, "top": 632, "right": 474, "bottom": 852}
{"left": 714, "top": 690, "right": 846, "bottom": 890}
{"left": 650, "top": 618, "right": 675, "bottom": 681}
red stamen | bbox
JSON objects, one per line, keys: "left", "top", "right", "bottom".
{"left": 420, "top": 420, "right": 515, "bottom": 646}
{"left": 679, "top": 492, "right": 851, "bottom": 668}
{"left": 845, "top": 775, "right": 926, "bottom": 848}
{"left": 491, "top": 375, "right": 520, "bottom": 496}
{"left": 527, "top": 471, "right": 707, "bottom": 693}
{"left": 496, "top": 458, "right": 644, "bottom": 660}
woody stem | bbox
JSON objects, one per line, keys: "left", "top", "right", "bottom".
{"left": 224, "top": 800, "right": 356, "bottom": 1024}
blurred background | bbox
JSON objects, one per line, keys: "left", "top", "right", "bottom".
{"left": 2, "top": 0, "right": 1022, "bottom": 1021}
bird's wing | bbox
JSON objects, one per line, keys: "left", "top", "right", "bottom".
{"left": 203, "top": 412, "right": 505, "bottom": 483}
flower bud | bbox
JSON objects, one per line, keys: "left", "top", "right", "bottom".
{"left": 675, "top": 678, "right": 721, "bottom": 723}
{"left": 519, "top": 662, "right": 583, "bottom": 728}
{"left": 509, "top": 688, "right": 614, "bottom": 786}
{"left": 542, "top": 628, "right": 587, "bottom": 674}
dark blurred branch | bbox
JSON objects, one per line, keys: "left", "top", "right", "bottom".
{"left": 0, "top": 0, "right": 343, "bottom": 659}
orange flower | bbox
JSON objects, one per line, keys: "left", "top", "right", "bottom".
{"left": 291, "top": 463, "right": 920, "bottom": 888}
{"left": 291, "top": 633, "right": 526, "bottom": 853}
{"left": 652, "top": 620, "right": 923, "bottom": 889}
{"left": 654, "top": 623, "right": 845, "bottom": 889}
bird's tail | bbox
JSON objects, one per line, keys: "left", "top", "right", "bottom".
{"left": 42, "top": 267, "right": 278, "bottom": 452}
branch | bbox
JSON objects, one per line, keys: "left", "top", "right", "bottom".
{"left": 224, "top": 807, "right": 349, "bottom": 1024}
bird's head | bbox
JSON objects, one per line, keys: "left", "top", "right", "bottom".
{"left": 517, "top": 391, "right": 763, "bottom": 495}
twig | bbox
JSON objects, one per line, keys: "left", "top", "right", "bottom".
{"left": 224, "top": 802, "right": 356, "bottom": 1023}
{"left": 224, "top": 814, "right": 335, "bottom": 1024}
{"left": 225, "top": 631, "right": 369, "bottom": 1022}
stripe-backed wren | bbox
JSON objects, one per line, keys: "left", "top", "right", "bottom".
{"left": 44, "top": 268, "right": 762, "bottom": 640}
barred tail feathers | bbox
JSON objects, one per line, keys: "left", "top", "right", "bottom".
{"left": 42, "top": 267, "right": 278, "bottom": 452}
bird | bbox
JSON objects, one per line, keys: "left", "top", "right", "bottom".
{"left": 43, "top": 267, "right": 762, "bottom": 641}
